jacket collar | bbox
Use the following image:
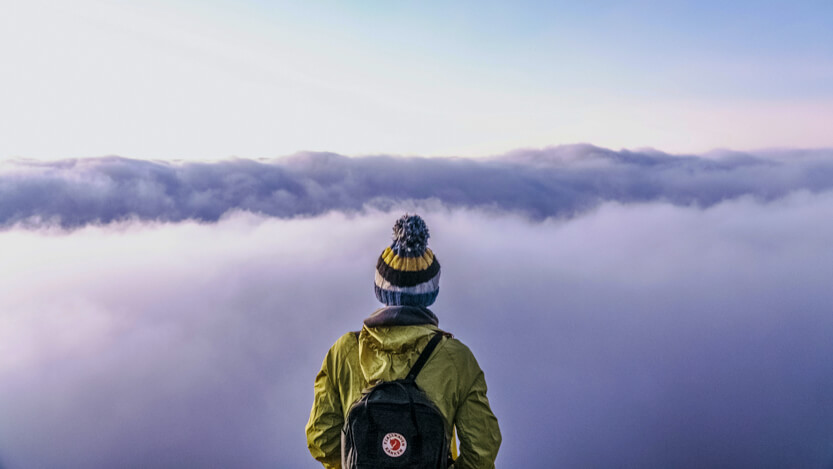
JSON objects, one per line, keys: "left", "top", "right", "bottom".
{"left": 363, "top": 305, "right": 439, "bottom": 328}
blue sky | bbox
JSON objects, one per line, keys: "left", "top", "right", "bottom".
{"left": 238, "top": 0, "right": 833, "bottom": 98}
{"left": 2, "top": 0, "right": 831, "bottom": 159}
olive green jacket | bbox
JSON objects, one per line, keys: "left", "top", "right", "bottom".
{"left": 305, "top": 321, "right": 501, "bottom": 468}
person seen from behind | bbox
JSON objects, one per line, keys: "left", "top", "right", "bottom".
{"left": 305, "top": 214, "right": 501, "bottom": 468}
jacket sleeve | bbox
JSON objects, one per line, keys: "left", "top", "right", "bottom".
{"left": 453, "top": 365, "right": 502, "bottom": 468}
{"left": 305, "top": 344, "right": 344, "bottom": 469}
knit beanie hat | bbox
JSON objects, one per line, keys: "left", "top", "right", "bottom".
{"left": 374, "top": 214, "right": 441, "bottom": 306}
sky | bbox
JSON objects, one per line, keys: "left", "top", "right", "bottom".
{"left": 2, "top": 1, "right": 833, "bottom": 468}
{"left": 2, "top": 0, "right": 832, "bottom": 160}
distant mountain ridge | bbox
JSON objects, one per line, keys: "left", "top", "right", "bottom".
{"left": 2, "top": 145, "right": 832, "bottom": 228}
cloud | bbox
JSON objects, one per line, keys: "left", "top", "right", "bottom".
{"left": 1, "top": 198, "right": 833, "bottom": 467}
{"left": 3, "top": 145, "right": 833, "bottom": 228}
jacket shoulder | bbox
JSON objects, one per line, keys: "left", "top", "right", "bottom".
{"left": 441, "top": 335, "right": 474, "bottom": 357}
{"left": 437, "top": 335, "right": 483, "bottom": 379}
{"left": 335, "top": 331, "right": 360, "bottom": 347}
{"left": 330, "top": 331, "right": 360, "bottom": 359}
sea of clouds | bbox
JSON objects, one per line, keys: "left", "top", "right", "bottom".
{"left": 1, "top": 145, "right": 833, "bottom": 468}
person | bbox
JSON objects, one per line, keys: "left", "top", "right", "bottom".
{"left": 305, "top": 214, "right": 502, "bottom": 468}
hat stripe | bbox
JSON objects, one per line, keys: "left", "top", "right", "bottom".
{"left": 375, "top": 270, "right": 440, "bottom": 294}
{"left": 374, "top": 285, "right": 439, "bottom": 307}
{"left": 376, "top": 254, "right": 440, "bottom": 287}
{"left": 381, "top": 247, "right": 434, "bottom": 272}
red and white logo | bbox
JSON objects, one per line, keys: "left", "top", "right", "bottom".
{"left": 382, "top": 432, "right": 407, "bottom": 457}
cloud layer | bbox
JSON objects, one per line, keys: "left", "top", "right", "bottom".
{"left": 3, "top": 145, "right": 833, "bottom": 228}
{"left": 1, "top": 197, "right": 833, "bottom": 467}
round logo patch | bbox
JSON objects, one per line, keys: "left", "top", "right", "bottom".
{"left": 382, "top": 432, "right": 407, "bottom": 457}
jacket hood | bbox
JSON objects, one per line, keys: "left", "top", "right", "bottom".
{"left": 359, "top": 306, "right": 440, "bottom": 382}
{"left": 362, "top": 305, "right": 438, "bottom": 353}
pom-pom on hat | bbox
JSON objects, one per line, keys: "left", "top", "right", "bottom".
{"left": 375, "top": 214, "right": 441, "bottom": 306}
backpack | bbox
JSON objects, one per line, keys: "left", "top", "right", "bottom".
{"left": 341, "top": 331, "right": 450, "bottom": 469}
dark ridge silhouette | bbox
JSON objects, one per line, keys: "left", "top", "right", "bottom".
{"left": 2, "top": 145, "right": 832, "bottom": 228}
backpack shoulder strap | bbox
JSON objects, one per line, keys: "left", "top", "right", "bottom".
{"left": 405, "top": 332, "right": 444, "bottom": 382}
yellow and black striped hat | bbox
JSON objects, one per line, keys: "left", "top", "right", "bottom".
{"left": 374, "top": 214, "right": 440, "bottom": 306}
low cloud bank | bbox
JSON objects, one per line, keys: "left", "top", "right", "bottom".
{"left": 2, "top": 145, "right": 833, "bottom": 227}
{"left": 1, "top": 199, "right": 833, "bottom": 467}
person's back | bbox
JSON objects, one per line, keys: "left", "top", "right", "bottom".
{"left": 305, "top": 214, "right": 501, "bottom": 468}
